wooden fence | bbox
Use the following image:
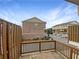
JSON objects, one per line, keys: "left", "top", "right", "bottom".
{"left": 0, "top": 19, "right": 79, "bottom": 59}
{"left": 0, "top": 19, "right": 22, "bottom": 59}
{"left": 68, "top": 25, "right": 79, "bottom": 42}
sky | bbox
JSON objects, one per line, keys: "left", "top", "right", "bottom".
{"left": 0, "top": 0, "right": 79, "bottom": 28}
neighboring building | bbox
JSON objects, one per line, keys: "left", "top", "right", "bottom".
{"left": 22, "top": 17, "right": 46, "bottom": 40}
{"left": 52, "top": 21, "right": 79, "bottom": 38}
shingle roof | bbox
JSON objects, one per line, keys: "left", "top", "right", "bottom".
{"left": 22, "top": 17, "right": 46, "bottom": 23}
{"left": 53, "top": 21, "right": 79, "bottom": 27}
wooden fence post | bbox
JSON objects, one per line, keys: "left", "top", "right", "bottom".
{"left": 54, "top": 41, "right": 56, "bottom": 52}
{"left": 39, "top": 42, "right": 41, "bottom": 52}
{"left": 70, "top": 48, "right": 73, "bottom": 59}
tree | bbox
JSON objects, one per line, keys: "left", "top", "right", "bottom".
{"left": 44, "top": 28, "right": 53, "bottom": 39}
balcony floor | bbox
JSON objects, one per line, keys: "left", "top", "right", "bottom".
{"left": 20, "top": 51, "right": 66, "bottom": 59}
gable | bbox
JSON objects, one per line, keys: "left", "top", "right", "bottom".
{"left": 69, "top": 21, "right": 79, "bottom": 25}
{"left": 23, "top": 17, "right": 46, "bottom": 23}
{"left": 52, "top": 21, "right": 79, "bottom": 28}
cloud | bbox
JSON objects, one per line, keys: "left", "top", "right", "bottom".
{"left": 0, "top": 9, "right": 22, "bottom": 25}
{"left": 57, "top": 5, "right": 78, "bottom": 21}
{"left": 44, "top": 3, "right": 79, "bottom": 28}
{"left": 28, "top": 3, "right": 78, "bottom": 28}
{"left": 47, "top": 7, "right": 62, "bottom": 20}
{"left": 0, "top": 2, "right": 79, "bottom": 28}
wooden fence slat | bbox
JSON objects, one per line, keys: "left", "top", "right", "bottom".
{"left": 0, "top": 19, "right": 22, "bottom": 59}
{"left": 2, "top": 21, "right": 8, "bottom": 59}
{"left": 68, "top": 25, "right": 79, "bottom": 42}
{"left": 0, "top": 20, "right": 3, "bottom": 59}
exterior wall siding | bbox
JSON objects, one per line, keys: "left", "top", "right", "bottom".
{"left": 23, "top": 22, "right": 45, "bottom": 33}
{"left": 22, "top": 18, "right": 46, "bottom": 40}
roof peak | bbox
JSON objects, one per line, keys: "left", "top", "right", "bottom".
{"left": 22, "top": 17, "right": 46, "bottom": 23}
{"left": 53, "top": 21, "right": 79, "bottom": 27}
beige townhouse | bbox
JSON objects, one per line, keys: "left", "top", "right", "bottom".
{"left": 52, "top": 21, "right": 79, "bottom": 38}
{"left": 52, "top": 21, "right": 79, "bottom": 34}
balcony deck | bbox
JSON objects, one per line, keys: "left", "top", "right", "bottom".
{"left": 21, "top": 40, "right": 79, "bottom": 59}
{"left": 20, "top": 51, "right": 65, "bottom": 59}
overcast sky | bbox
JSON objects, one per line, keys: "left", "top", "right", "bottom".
{"left": 0, "top": 0, "right": 79, "bottom": 28}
